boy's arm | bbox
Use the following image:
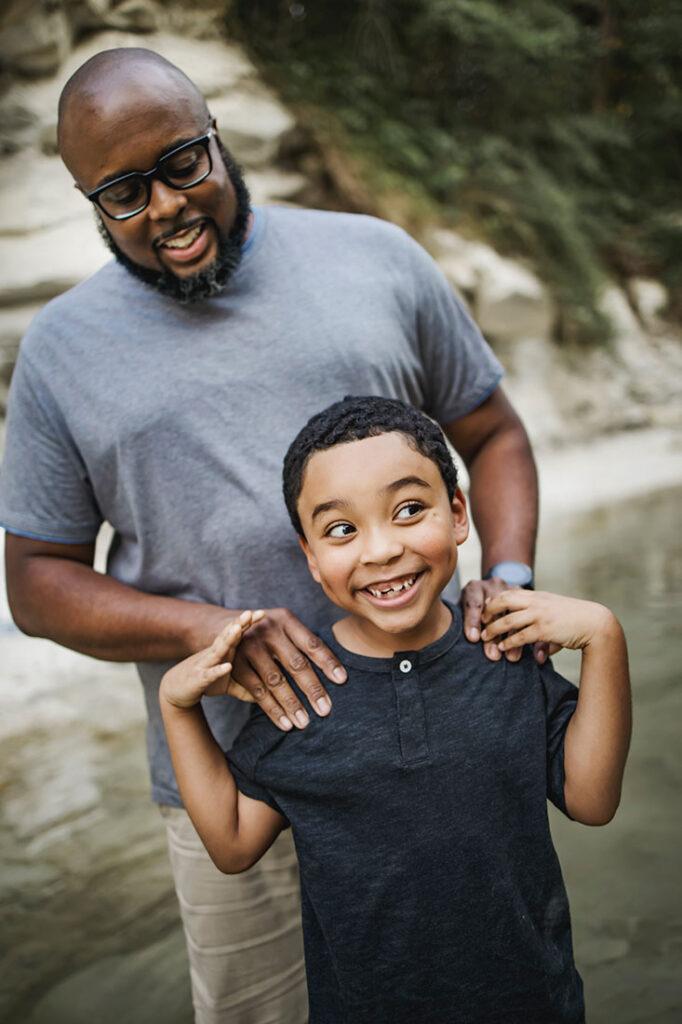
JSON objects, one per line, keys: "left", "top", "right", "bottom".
{"left": 481, "top": 591, "right": 632, "bottom": 825}
{"left": 160, "top": 612, "right": 287, "bottom": 873}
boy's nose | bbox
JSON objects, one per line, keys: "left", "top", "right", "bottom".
{"left": 359, "top": 527, "right": 404, "bottom": 566}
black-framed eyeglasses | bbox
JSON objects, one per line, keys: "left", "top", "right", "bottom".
{"left": 85, "top": 128, "right": 215, "bottom": 220}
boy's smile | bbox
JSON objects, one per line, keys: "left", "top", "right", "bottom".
{"left": 297, "top": 432, "right": 469, "bottom": 656}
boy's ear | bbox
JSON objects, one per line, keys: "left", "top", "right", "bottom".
{"left": 298, "top": 535, "right": 322, "bottom": 584}
{"left": 450, "top": 487, "right": 470, "bottom": 544}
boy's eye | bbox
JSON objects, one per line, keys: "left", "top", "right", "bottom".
{"left": 326, "top": 523, "right": 356, "bottom": 538}
{"left": 395, "top": 501, "right": 424, "bottom": 520}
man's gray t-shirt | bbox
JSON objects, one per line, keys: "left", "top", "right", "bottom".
{"left": 0, "top": 207, "right": 503, "bottom": 805}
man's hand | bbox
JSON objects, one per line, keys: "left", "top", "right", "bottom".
{"left": 229, "top": 607, "right": 347, "bottom": 731}
{"left": 480, "top": 589, "right": 609, "bottom": 656}
{"left": 161, "top": 611, "right": 264, "bottom": 709}
{"left": 461, "top": 577, "right": 525, "bottom": 662}
{"left": 460, "top": 577, "right": 551, "bottom": 664}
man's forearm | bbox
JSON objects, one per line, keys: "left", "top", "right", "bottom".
{"left": 7, "top": 552, "right": 235, "bottom": 662}
{"left": 444, "top": 387, "right": 538, "bottom": 576}
{"left": 467, "top": 420, "right": 538, "bottom": 574}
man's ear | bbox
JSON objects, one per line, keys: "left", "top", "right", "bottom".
{"left": 451, "top": 487, "right": 470, "bottom": 545}
{"left": 298, "top": 535, "right": 322, "bottom": 584}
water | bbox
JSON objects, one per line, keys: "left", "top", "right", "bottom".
{"left": 538, "top": 485, "right": 682, "bottom": 1024}
{"left": 1, "top": 486, "right": 680, "bottom": 1022}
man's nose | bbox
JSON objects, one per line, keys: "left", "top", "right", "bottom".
{"left": 147, "top": 178, "right": 188, "bottom": 221}
{"left": 359, "top": 526, "right": 404, "bottom": 565}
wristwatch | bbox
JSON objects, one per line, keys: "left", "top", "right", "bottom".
{"left": 484, "top": 561, "right": 534, "bottom": 589}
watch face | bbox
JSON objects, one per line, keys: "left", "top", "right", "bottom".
{"left": 487, "top": 561, "right": 534, "bottom": 588}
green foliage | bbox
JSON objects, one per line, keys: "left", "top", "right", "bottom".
{"left": 229, "top": 0, "right": 682, "bottom": 341}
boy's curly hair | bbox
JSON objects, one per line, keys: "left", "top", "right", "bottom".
{"left": 282, "top": 395, "right": 458, "bottom": 537}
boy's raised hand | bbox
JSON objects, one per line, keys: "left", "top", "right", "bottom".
{"left": 481, "top": 590, "right": 613, "bottom": 655}
{"left": 162, "top": 610, "right": 265, "bottom": 709}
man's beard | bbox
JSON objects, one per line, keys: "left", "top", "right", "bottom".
{"left": 96, "top": 142, "right": 252, "bottom": 303}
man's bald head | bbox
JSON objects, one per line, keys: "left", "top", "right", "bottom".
{"left": 56, "top": 46, "right": 252, "bottom": 304}
{"left": 58, "top": 48, "right": 210, "bottom": 166}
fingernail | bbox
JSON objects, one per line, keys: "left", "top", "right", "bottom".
{"left": 279, "top": 716, "right": 293, "bottom": 731}
{"left": 333, "top": 667, "right": 347, "bottom": 683}
{"left": 316, "top": 696, "right": 331, "bottom": 715}
{"left": 295, "top": 709, "right": 309, "bottom": 728}
{"left": 467, "top": 628, "right": 480, "bottom": 641}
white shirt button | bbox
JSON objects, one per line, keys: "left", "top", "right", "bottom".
{"left": 399, "top": 659, "right": 412, "bottom": 674}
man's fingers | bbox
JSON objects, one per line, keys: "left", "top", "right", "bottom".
{"left": 285, "top": 622, "right": 347, "bottom": 685}
{"left": 248, "top": 633, "right": 333, "bottom": 720}
{"left": 533, "top": 640, "right": 560, "bottom": 665}
{"left": 225, "top": 608, "right": 344, "bottom": 728}
{"left": 231, "top": 660, "right": 295, "bottom": 731}
{"left": 461, "top": 580, "right": 486, "bottom": 641}
{"left": 482, "top": 639, "right": 502, "bottom": 661}
{"left": 462, "top": 578, "right": 517, "bottom": 641}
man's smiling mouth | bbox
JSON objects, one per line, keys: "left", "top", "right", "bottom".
{"left": 157, "top": 222, "right": 205, "bottom": 250}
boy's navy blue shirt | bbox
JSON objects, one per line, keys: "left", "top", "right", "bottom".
{"left": 227, "top": 605, "right": 585, "bottom": 1024}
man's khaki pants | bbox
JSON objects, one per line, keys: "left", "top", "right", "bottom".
{"left": 161, "top": 806, "right": 307, "bottom": 1024}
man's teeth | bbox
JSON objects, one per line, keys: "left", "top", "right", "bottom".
{"left": 367, "top": 575, "right": 417, "bottom": 598}
{"left": 162, "top": 224, "right": 203, "bottom": 250}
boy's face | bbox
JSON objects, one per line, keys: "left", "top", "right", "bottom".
{"left": 297, "top": 432, "right": 469, "bottom": 650}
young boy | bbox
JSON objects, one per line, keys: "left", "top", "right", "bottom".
{"left": 160, "top": 395, "right": 631, "bottom": 1024}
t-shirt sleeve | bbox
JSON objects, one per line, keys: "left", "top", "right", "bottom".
{"left": 538, "top": 659, "right": 579, "bottom": 817}
{"left": 0, "top": 346, "right": 102, "bottom": 542}
{"left": 402, "top": 230, "right": 504, "bottom": 425}
{"left": 227, "top": 712, "right": 289, "bottom": 821}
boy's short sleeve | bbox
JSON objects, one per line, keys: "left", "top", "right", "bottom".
{"left": 227, "top": 756, "right": 287, "bottom": 818}
{"left": 227, "top": 711, "right": 288, "bottom": 821}
{"left": 538, "top": 659, "right": 579, "bottom": 817}
{"left": 0, "top": 348, "right": 102, "bottom": 542}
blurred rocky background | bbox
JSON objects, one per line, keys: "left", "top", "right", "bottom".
{"left": 1, "top": 0, "right": 681, "bottom": 446}
{"left": 0, "top": 2, "right": 681, "bottom": 1022}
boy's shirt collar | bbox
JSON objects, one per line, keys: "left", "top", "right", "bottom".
{"left": 319, "top": 601, "right": 462, "bottom": 675}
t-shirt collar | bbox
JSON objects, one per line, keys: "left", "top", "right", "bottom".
{"left": 318, "top": 601, "right": 462, "bottom": 674}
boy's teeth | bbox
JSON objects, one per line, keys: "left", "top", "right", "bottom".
{"left": 163, "top": 224, "right": 202, "bottom": 249}
{"left": 367, "top": 574, "right": 417, "bottom": 598}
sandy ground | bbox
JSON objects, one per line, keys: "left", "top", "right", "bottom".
{"left": 1, "top": 425, "right": 681, "bottom": 1023}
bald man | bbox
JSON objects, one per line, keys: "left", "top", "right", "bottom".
{"left": 0, "top": 48, "right": 539, "bottom": 1023}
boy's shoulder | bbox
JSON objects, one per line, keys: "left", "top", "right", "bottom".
{"left": 227, "top": 705, "right": 286, "bottom": 778}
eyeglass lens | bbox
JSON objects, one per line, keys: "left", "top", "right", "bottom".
{"left": 97, "top": 140, "right": 211, "bottom": 218}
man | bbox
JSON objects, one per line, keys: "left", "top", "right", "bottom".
{"left": 0, "top": 48, "right": 539, "bottom": 1024}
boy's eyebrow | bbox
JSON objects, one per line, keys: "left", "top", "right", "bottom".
{"left": 381, "top": 475, "right": 432, "bottom": 495}
{"left": 311, "top": 498, "right": 352, "bottom": 522}
{"left": 310, "top": 477, "right": 432, "bottom": 522}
